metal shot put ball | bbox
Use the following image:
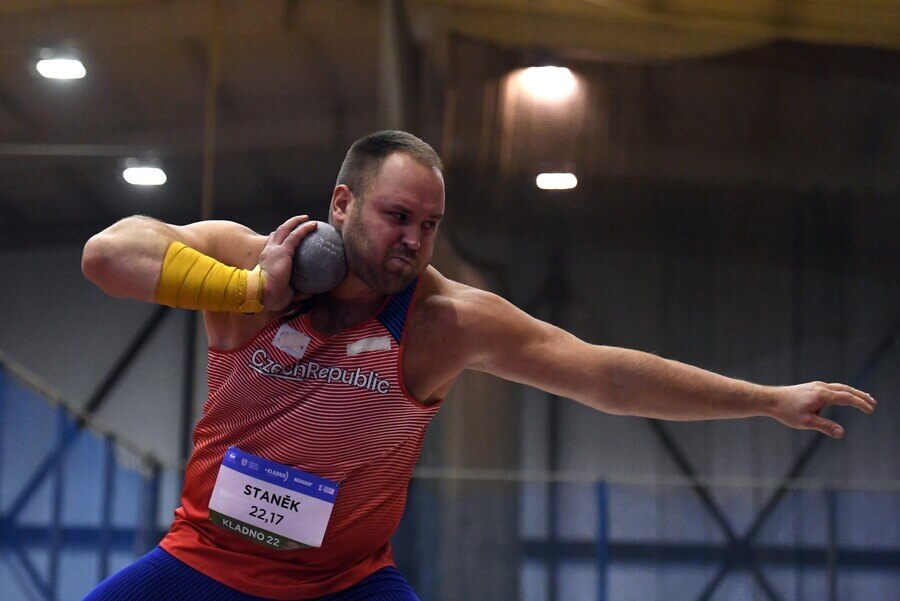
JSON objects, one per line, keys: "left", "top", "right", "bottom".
{"left": 290, "top": 222, "right": 348, "bottom": 294}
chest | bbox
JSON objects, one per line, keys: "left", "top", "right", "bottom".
{"left": 203, "top": 318, "right": 437, "bottom": 477}
{"left": 203, "top": 290, "right": 459, "bottom": 406}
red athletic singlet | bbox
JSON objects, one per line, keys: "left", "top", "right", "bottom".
{"left": 160, "top": 279, "right": 440, "bottom": 599}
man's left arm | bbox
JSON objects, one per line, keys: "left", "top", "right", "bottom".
{"left": 462, "top": 290, "right": 876, "bottom": 439}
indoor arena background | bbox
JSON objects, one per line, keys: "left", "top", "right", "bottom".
{"left": 0, "top": 2, "right": 897, "bottom": 600}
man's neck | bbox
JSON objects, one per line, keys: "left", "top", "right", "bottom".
{"left": 311, "top": 275, "right": 386, "bottom": 336}
{"left": 327, "top": 274, "right": 386, "bottom": 306}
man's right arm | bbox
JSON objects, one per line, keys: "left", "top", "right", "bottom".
{"left": 81, "top": 215, "right": 260, "bottom": 303}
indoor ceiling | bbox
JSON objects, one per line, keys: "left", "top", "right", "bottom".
{"left": 0, "top": 0, "right": 898, "bottom": 249}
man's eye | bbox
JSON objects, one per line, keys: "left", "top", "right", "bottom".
{"left": 423, "top": 221, "right": 437, "bottom": 231}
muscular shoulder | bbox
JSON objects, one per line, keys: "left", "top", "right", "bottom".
{"left": 400, "top": 267, "right": 512, "bottom": 400}
{"left": 410, "top": 267, "right": 519, "bottom": 365}
{"left": 404, "top": 268, "right": 569, "bottom": 402}
{"left": 415, "top": 267, "right": 497, "bottom": 324}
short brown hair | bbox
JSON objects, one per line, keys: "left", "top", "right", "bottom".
{"left": 336, "top": 130, "right": 443, "bottom": 199}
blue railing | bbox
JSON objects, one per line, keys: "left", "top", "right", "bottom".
{"left": 400, "top": 471, "right": 900, "bottom": 601}
{"left": 0, "top": 357, "right": 168, "bottom": 601}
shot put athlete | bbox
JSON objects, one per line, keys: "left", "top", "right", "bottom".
{"left": 81, "top": 131, "right": 876, "bottom": 600}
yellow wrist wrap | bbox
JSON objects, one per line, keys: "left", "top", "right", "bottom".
{"left": 155, "top": 241, "right": 266, "bottom": 313}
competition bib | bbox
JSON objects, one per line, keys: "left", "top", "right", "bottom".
{"left": 208, "top": 446, "right": 339, "bottom": 550}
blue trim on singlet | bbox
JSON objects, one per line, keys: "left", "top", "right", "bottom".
{"left": 377, "top": 278, "right": 418, "bottom": 344}
{"left": 83, "top": 546, "right": 421, "bottom": 601}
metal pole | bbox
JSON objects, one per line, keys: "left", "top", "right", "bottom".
{"left": 545, "top": 246, "right": 568, "bottom": 601}
{"left": 82, "top": 306, "right": 171, "bottom": 418}
{"left": 179, "top": 313, "right": 198, "bottom": 464}
{"left": 8, "top": 542, "right": 51, "bottom": 600}
{"left": 596, "top": 482, "right": 609, "bottom": 601}
{"left": 98, "top": 436, "right": 116, "bottom": 581}
{"left": 135, "top": 459, "right": 162, "bottom": 556}
{"left": 0, "top": 364, "right": 6, "bottom": 521}
{"left": 826, "top": 490, "right": 838, "bottom": 601}
{"left": 379, "top": 0, "right": 415, "bottom": 130}
{"left": 201, "top": 0, "right": 222, "bottom": 221}
{"left": 48, "top": 406, "right": 66, "bottom": 601}
{"left": 648, "top": 418, "right": 785, "bottom": 601}
{"left": 646, "top": 420, "right": 740, "bottom": 545}
{"left": 547, "top": 389, "right": 559, "bottom": 601}
{"left": 697, "top": 563, "right": 733, "bottom": 601}
{"left": 649, "top": 422, "right": 784, "bottom": 601}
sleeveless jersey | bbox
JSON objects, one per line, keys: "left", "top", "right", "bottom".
{"left": 160, "top": 279, "right": 440, "bottom": 599}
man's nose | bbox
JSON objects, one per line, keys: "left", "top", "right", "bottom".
{"left": 401, "top": 228, "right": 422, "bottom": 250}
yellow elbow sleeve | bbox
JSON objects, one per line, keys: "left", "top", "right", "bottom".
{"left": 155, "top": 241, "right": 265, "bottom": 313}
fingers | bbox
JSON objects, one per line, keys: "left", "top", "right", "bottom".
{"left": 283, "top": 219, "right": 318, "bottom": 251}
{"left": 825, "top": 384, "right": 877, "bottom": 413}
{"left": 807, "top": 414, "right": 844, "bottom": 439}
{"left": 271, "top": 215, "right": 310, "bottom": 244}
{"left": 827, "top": 382, "right": 877, "bottom": 412}
{"left": 827, "top": 390, "right": 875, "bottom": 414}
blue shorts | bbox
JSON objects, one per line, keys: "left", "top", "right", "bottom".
{"left": 83, "top": 546, "right": 420, "bottom": 601}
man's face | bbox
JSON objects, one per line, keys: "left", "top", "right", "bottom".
{"left": 334, "top": 152, "right": 445, "bottom": 294}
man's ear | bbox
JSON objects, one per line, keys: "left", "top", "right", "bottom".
{"left": 331, "top": 185, "right": 353, "bottom": 228}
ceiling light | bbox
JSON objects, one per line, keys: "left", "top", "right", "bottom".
{"left": 36, "top": 58, "right": 86, "bottom": 80}
{"left": 519, "top": 66, "right": 577, "bottom": 101}
{"left": 536, "top": 173, "right": 577, "bottom": 190}
{"left": 123, "top": 166, "right": 167, "bottom": 186}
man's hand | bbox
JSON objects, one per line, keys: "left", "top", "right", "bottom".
{"left": 258, "top": 215, "right": 318, "bottom": 311}
{"left": 769, "top": 382, "right": 876, "bottom": 438}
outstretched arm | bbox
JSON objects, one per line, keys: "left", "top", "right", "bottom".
{"left": 462, "top": 290, "right": 876, "bottom": 438}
